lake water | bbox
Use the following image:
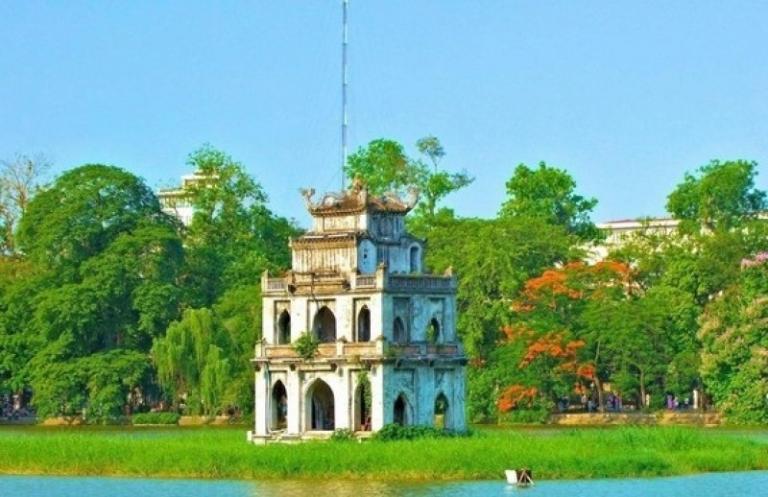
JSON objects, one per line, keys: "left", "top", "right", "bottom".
{"left": 1, "top": 471, "right": 766, "bottom": 497}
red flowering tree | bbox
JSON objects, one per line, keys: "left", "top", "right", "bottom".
{"left": 498, "top": 261, "right": 632, "bottom": 413}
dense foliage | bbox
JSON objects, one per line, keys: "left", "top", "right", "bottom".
{"left": 373, "top": 423, "right": 466, "bottom": 441}
{"left": 0, "top": 150, "right": 296, "bottom": 421}
{"left": 131, "top": 411, "right": 181, "bottom": 425}
{"left": 0, "top": 142, "right": 765, "bottom": 424}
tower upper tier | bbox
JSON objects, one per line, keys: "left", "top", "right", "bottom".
{"left": 291, "top": 179, "right": 423, "bottom": 276}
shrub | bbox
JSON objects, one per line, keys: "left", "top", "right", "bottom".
{"left": 131, "top": 412, "right": 180, "bottom": 425}
{"left": 292, "top": 332, "right": 319, "bottom": 360}
{"left": 373, "top": 423, "right": 466, "bottom": 441}
{"left": 499, "top": 407, "right": 551, "bottom": 424}
{"left": 330, "top": 428, "right": 356, "bottom": 442}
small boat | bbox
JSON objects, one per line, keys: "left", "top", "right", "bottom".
{"left": 505, "top": 468, "right": 534, "bottom": 487}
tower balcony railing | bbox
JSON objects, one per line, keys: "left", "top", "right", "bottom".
{"left": 262, "top": 269, "right": 455, "bottom": 295}
{"left": 386, "top": 275, "right": 455, "bottom": 293}
{"left": 265, "top": 278, "right": 286, "bottom": 292}
{"left": 255, "top": 338, "right": 464, "bottom": 362}
{"left": 355, "top": 275, "right": 376, "bottom": 288}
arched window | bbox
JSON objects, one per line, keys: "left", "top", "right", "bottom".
{"left": 271, "top": 381, "right": 287, "bottom": 431}
{"left": 307, "top": 379, "right": 335, "bottom": 430}
{"left": 313, "top": 306, "right": 336, "bottom": 343}
{"left": 393, "top": 317, "right": 406, "bottom": 344}
{"left": 357, "top": 306, "right": 371, "bottom": 342}
{"left": 409, "top": 246, "right": 420, "bottom": 273}
{"left": 428, "top": 317, "right": 441, "bottom": 343}
{"left": 277, "top": 310, "right": 291, "bottom": 344}
{"left": 434, "top": 392, "right": 449, "bottom": 430}
{"left": 394, "top": 393, "right": 409, "bottom": 426}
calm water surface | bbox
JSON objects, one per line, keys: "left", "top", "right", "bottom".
{"left": 1, "top": 471, "right": 766, "bottom": 497}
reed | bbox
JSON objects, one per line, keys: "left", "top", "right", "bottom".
{"left": 0, "top": 426, "right": 765, "bottom": 481}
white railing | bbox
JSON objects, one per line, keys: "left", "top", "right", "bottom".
{"left": 355, "top": 275, "right": 376, "bottom": 288}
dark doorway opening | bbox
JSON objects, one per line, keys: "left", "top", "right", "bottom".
{"left": 308, "top": 380, "right": 335, "bottom": 430}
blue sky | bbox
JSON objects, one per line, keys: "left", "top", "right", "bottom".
{"left": 1, "top": 1, "right": 767, "bottom": 228}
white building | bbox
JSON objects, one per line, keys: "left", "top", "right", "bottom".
{"left": 157, "top": 173, "right": 216, "bottom": 226}
{"left": 249, "top": 180, "right": 467, "bottom": 442}
{"left": 587, "top": 217, "right": 680, "bottom": 263}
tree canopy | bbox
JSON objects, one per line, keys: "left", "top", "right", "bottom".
{"left": 345, "top": 137, "right": 473, "bottom": 236}
{"left": 500, "top": 162, "right": 599, "bottom": 240}
{"left": 2, "top": 145, "right": 767, "bottom": 425}
{"left": 667, "top": 160, "right": 766, "bottom": 232}
{"left": 181, "top": 145, "right": 298, "bottom": 307}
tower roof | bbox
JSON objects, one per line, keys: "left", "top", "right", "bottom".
{"left": 300, "top": 178, "right": 419, "bottom": 217}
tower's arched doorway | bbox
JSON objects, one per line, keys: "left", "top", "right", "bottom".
{"left": 307, "top": 379, "right": 335, "bottom": 430}
{"left": 357, "top": 306, "right": 371, "bottom": 342}
{"left": 354, "top": 378, "right": 372, "bottom": 431}
{"left": 313, "top": 306, "right": 336, "bottom": 343}
{"left": 393, "top": 393, "right": 409, "bottom": 426}
{"left": 434, "top": 392, "right": 449, "bottom": 430}
{"left": 271, "top": 381, "right": 287, "bottom": 430}
{"left": 277, "top": 310, "right": 291, "bottom": 345}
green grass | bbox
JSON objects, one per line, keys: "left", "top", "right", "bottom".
{"left": 0, "top": 426, "right": 765, "bottom": 481}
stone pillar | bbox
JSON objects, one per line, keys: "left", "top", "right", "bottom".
{"left": 371, "top": 365, "right": 386, "bottom": 430}
{"left": 253, "top": 367, "right": 268, "bottom": 437}
{"left": 335, "top": 367, "right": 351, "bottom": 430}
{"left": 287, "top": 369, "right": 301, "bottom": 434}
{"left": 452, "top": 367, "right": 467, "bottom": 432}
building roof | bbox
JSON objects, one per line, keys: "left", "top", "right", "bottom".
{"left": 597, "top": 217, "right": 679, "bottom": 230}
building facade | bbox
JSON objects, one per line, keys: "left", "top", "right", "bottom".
{"left": 586, "top": 217, "right": 680, "bottom": 263}
{"left": 249, "top": 180, "right": 467, "bottom": 442}
{"left": 157, "top": 172, "right": 217, "bottom": 226}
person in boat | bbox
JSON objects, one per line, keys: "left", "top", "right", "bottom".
{"left": 517, "top": 468, "right": 534, "bottom": 486}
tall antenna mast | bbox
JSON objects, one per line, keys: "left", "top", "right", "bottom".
{"left": 341, "top": 0, "right": 349, "bottom": 190}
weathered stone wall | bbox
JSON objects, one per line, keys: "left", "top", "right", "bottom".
{"left": 381, "top": 363, "right": 466, "bottom": 430}
{"left": 262, "top": 292, "right": 385, "bottom": 345}
{"left": 253, "top": 362, "right": 387, "bottom": 437}
{"left": 382, "top": 293, "right": 456, "bottom": 342}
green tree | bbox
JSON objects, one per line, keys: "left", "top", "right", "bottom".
{"left": 426, "top": 216, "right": 579, "bottom": 421}
{"left": 181, "top": 145, "right": 298, "bottom": 307}
{"left": 423, "top": 163, "right": 594, "bottom": 420}
{"left": 5, "top": 164, "right": 182, "bottom": 419}
{"left": 344, "top": 137, "right": 473, "bottom": 236}
{"left": 667, "top": 160, "right": 766, "bottom": 232}
{"left": 699, "top": 254, "right": 768, "bottom": 423}
{"left": 500, "top": 162, "right": 598, "bottom": 240}
{"left": 344, "top": 139, "right": 415, "bottom": 195}
{"left": 17, "top": 165, "right": 171, "bottom": 269}
{"left": 152, "top": 300, "right": 257, "bottom": 416}
{"left": 427, "top": 216, "right": 578, "bottom": 358}
{"left": 410, "top": 136, "right": 473, "bottom": 232}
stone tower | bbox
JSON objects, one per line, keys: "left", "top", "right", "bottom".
{"left": 250, "top": 180, "right": 466, "bottom": 442}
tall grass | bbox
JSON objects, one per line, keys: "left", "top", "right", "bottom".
{"left": 0, "top": 426, "right": 765, "bottom": 481}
